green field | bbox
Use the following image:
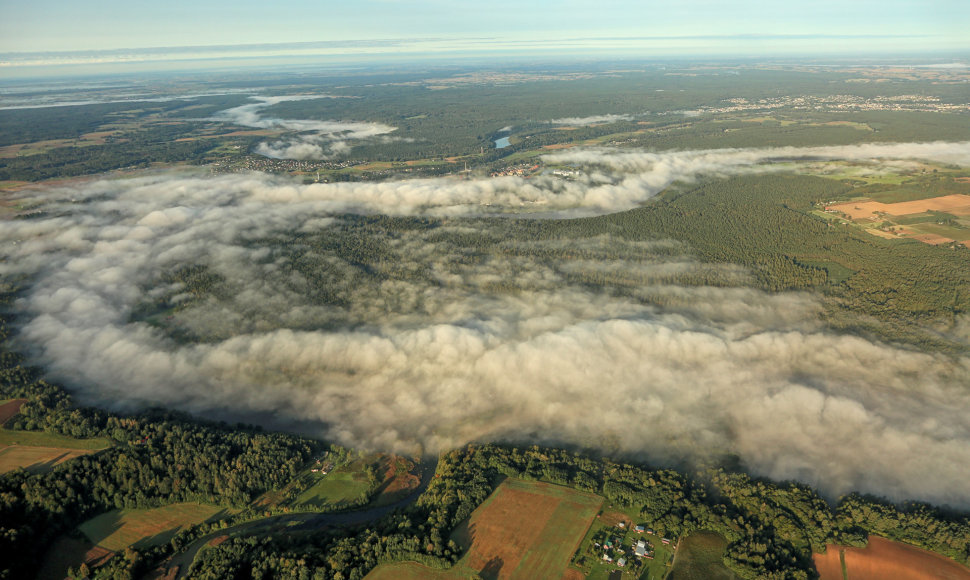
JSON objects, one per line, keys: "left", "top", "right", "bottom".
{"left": 0, "top": 428, "right": 112, "bottom": 450}
{"left": 907, "top": 222, "right": 970, "bottom": 240}
{"left": 668, "top": 532, "right": 738, "bottom": 580}
{"left": 79, "top": 503, "right": 232, "bottom": 551}
{"left": 292, "top": 459, "right": 376, "bottom": 510}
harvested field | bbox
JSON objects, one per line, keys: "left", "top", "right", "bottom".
{"left": 827, "top": 194, "right": 970, "bottom": 219}
{"left": 453, "top": 478, "right": 603, "bottom": 579}
{"left": 365, "top": 479, "right": 602, "bottom": 580}
{"left": 79, "top": 503, "right": 230, "bottom": 551}
{"left": 0, "top": 399, "right": 25, "bottom": 425}
{"left": 814, "top": 546, "right": 845, "bottom": 580}
{"left": 814, "top": 536, "right": 970, "bottom": 580}
{"left": 0, "top": 445, "right": 93, "bottom": 474}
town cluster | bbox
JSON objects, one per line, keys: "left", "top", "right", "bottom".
{"left": 678, "top": 94, "right": 968, "bottom": 116}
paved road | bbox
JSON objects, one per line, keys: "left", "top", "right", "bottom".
{"left": 168, "top": 456, "right": 438, "bottom": 579}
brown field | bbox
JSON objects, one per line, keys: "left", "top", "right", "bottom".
{"left": 0, "top": 445, "right": 93, "bottom": 474}
{"left": 814, "top": 546, "right": 845, "bottom": 580}
{"left": 911, "top": 233, "right": 957, "bottom": 245}
{"left": 79, "top": 503, "right": 230, "bottom": 551}
{"left": 37, "top": 536, "right": 115, "bottom": 580}
{"left": 814, "top": 536, "right": 970, "bottom": 580}
{"left": 561, "top": 569, "right": 585, "bottom": 580}
{"left": 0, "top": 399, "right": 26, "bottom": 425}
{"left": 864, "top": 228, "right": 898, "bottom": 239}
{"left": 366, "top": 479, "right": 602, "bottom": 580}
{"left": 453, "top": 479, "right": 603, "bottom": 579}
{"left": 827, "top": 194, "right": 970, "bottom": 220}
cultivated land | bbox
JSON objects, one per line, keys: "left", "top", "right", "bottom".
{"left": 0, "top": 399, "right": 111, "bottom": 473}
{"left": 814, "top": 536, "right": 970, "bottom": 580}
{"left": 0, "top": 445, "right": 93, "bottom": 474}
{"left": 366, "top": 478, "right": 603, "bottom": 580}
{"left": 0, "top": 399, "right": 25, "bottom": 425}
{"left": 668, "top": 532, "right": 738, "bottom": 580}
{"left": 78, "top": 503, "right": 232, "bottom": 552}
{"left": 454, "top": 479, "right": 603, "bottom": 579}
{"left": 816, "top": 171, "right": 970, "bottom": 247}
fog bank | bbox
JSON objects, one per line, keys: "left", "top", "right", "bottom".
{"left": 3, "top": 142, "right": 970, "bottom": 507}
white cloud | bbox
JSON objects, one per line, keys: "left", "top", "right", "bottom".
{"left": 548, "top": 113, "right": 635, "bottom": 126}
{"left": 4, "top": 141, "right": 970, "bottom": 506}
{"left": 213, "top": 96, "right": 397, "bottom": 160}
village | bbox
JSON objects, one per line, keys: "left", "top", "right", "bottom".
{"left": 577, "top": 515, "right": 678, "bottom": 579}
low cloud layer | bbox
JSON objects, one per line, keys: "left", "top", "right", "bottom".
{"left": 548, "top": 114, "right": 636, "bottom": 126}
{"left": 213, "top": 96, "right": 397, "bottom": 160}
{"left": 3, "top": 142, "right": 970, "bottom": 507}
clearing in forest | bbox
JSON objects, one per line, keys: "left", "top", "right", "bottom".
{"left": 78, "top": 503, "right": 232, "bottom": 552}
{"left": 814, "top": 536, "right": 970, "bottom": 580}
{"left": 292, "top": 456, "right": 377, "bottom": 510}
{"left": 452, "top": 478, "right": 603, "bottom": 579}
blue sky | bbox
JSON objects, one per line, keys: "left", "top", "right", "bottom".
{"left": 1, "top": 0, "right": 967, "bottom": 58}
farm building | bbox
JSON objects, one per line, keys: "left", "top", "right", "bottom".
{"left": 634, "top": 524, "right": 645, "bottom": 533}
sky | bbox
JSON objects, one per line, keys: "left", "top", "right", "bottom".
{"left": 1, "top": 0, "right": 968, "bottom": 66}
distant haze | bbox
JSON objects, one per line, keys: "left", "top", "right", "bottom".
{"left": 3, "top": 142, "right": 970, "bottom": 507}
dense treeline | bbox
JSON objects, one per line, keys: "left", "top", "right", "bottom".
{"left": 0, "top": 95, "right": 249, "bottom": 147}
{"left": 180, "top": 443, "right": 970, "bottom": 580}
{"left": 0, "top": 138, "right": 217, "bottom": 182}
{"left": 0, "top": 299, "right": 322, "bottom": 580}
